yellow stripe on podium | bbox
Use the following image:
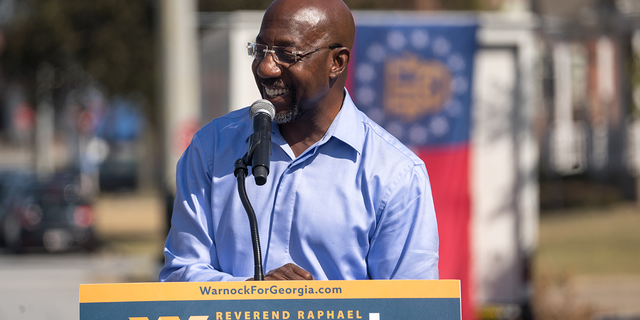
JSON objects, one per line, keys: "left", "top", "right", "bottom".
{"left": 80, "top": 280, "right": 460, "bottom": 303}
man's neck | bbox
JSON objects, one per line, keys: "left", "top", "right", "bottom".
{"left": 279, "top": 112, "right": 333, "bottom": 158}
{"left": 279, "top": 92, "right": 345, "bottom": 158}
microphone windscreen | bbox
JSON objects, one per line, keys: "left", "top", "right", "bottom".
{"left": 249, "top": 99, "right": 275, "bottom": 120}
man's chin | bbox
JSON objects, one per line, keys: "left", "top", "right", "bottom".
{"left": 273, "top": 105, "right": 300, "bottom": 124}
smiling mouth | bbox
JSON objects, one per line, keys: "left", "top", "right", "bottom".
{"left": 264, "top": 86, "right": 290, "bottom": 99}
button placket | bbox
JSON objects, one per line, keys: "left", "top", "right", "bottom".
{"left": 263, "top": 161, "right": 300, "bottom": 271}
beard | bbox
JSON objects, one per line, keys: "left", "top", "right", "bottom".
{"left": 273, "top": 103, "right": 301, "bottom": 124}
{"left": 272, "top": 88, "right": 302, "bottom": 124}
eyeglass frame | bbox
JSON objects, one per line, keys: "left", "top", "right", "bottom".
{"left": 247, "top": 42, "right": 342, "bottom": 67}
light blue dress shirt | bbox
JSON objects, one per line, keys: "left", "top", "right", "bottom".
{"left": 160, "top": 90, "right": 439, "bottom": 281}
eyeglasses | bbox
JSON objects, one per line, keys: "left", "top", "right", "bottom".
{"left": 247, "top": 42, "right": 340, "bottom": 67}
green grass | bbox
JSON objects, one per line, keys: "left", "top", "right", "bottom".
{"left": 535, "top": 203, "right": 640, "bottom": 276}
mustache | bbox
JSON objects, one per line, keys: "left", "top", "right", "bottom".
{"left": 260, "top": 78, "right": 286, "bottom": 87}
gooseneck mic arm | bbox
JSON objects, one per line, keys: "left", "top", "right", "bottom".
{"left": 234, "top": 155, "right": 264, "bottom": 281}
{"left": 233, "top": 99, "right": 275, "bottom": 281}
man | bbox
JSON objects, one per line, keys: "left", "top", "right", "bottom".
{"left": 159, "top": 0, "right": 438, "bottom": 281}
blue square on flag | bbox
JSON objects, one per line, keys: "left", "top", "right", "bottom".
{"left": 352, "top": 23, "right": 477, "bottom": 147}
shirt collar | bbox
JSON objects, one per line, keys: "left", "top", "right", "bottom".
{"left": 320, "top": 89, "right": 364, "bottom": 155}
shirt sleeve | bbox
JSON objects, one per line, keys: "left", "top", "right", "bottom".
{"left": 366, "top": 163, "right": 439, "bottom": 280}
{"left": 159, "top": 134, "right": 247, "bottom": 282}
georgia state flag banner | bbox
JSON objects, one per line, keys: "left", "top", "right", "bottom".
{"left": 348, "top": 18, "right": 478, "bottom": 320}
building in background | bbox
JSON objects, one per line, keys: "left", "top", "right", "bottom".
{"left": 531, "top": 0, "right": 640, "bottom": 207}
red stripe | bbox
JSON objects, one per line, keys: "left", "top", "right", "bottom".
{"left": 416, "top": 145, "right": 475, "bottom": 320}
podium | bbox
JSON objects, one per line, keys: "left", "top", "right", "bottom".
{"left": 80, "top": 280, "right": 461, "bottom": 320}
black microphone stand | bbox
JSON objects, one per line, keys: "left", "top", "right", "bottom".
{"left": 233, "top": 148, "right": 265, "bottom": 281}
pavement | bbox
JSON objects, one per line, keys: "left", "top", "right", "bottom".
{"left": 0, "top": 253, "right": 160, "bottom": 320}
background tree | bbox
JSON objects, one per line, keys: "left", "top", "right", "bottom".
{"left": 1, "top": 0, "right": 156, "bottom": 121}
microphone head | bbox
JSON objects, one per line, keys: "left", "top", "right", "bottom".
{"left": 249, "top": 99, "right": 275, "bottom": 120}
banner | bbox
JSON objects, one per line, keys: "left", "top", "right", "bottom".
{"left": 80, "top": 280, "right": 461, "bottom": 320}
{"left": 349, "top": 19, "right": 478, "bottom": 320}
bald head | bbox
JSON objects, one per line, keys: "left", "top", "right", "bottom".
{"left": 261, "top": 0, "right": 355, "bottom": 50}
{"left": 252, "top": 0, "right": 354, "bottom": 130}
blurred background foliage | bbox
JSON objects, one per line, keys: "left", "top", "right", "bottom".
{"left": 0, "top": 0, "right": 156, "bottom": 121}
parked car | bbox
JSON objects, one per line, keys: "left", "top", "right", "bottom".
{"left": 0, "top": 170, "right": 96, "bottom": 253}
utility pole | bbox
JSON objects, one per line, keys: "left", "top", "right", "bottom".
{"left": 35, "top": 62, "right": 55, "bottom": 178}
{"left": 159, "top": 0, "right": 201, "bottom": 227}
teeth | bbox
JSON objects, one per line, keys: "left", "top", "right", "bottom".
{"left": 265, "top": 87, "right": 289, "bottom": 97}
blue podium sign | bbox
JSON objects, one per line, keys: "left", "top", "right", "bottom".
{"left": 80, "top": 280, "right": 461, "bottom": 320}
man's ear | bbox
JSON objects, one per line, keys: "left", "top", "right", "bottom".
{"left": 329, "top": 48, "right": 350, "bottom": 79}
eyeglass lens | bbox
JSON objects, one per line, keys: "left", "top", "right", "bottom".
{"left": 249, "top": 43, "right": 298, "bottom": 64}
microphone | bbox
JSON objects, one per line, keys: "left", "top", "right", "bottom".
{"left": 248, "top": 99, "right": 275, "bottom": 185}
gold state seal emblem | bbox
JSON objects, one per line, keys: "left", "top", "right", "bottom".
{"left": 384, "top": 52, "right": 453, "bottom": 121}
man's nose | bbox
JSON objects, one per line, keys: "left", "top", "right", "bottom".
{"left": 256, "top": 53, "right": 282, "bottom": 78}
